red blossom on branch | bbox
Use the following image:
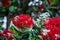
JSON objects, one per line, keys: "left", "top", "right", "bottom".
{"left": 12, "top": 14, "right": 34, "bottom": 29}
{"left": 0, "top": 30, "right": 14, "bottom": 40}
{"left": 42, "top": 16, "right": 60, "bottom": 40}
{"left": 38, "top": 4, "right": 45, "bottom": 12}
{"left": 2, "top": 0, "right": 11, "bottom": 7}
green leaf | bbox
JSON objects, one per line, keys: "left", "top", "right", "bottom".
{"left": 9, "top": 6, "right": 17, "bottom": 13}
{"left": 50, "top": 0, "right": 58, "bottom": 6}
{"left": 0, "top": 36, "right": 7, "bottom": 40}
{"left": 28, "top": 32, "right": 32, "bottom": 40}
{"left": 0, "top": 25, "right": 2, "bottom": 30}
{"left": 10, "top": 25, "right": 20, "bottom": 36}
{"left": 12, "top": 0, "right": 16, "bottom": 2}
{"left": 31, "top": 37, "right": 35, "bottom": 40}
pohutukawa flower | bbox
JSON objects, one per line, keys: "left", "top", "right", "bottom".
{"left": 2, "top": 0, "right": 11, "bottom": 7}
{"left": 12, "top": 14, "right": 34, "bottom": 29}
{"left": 43, "top": 16, "right": 60, "bottom": 40}
{"left": 38, "top": 4, "right": 45, "bottom": 12}
{"left": 0, "top": 30, "right": 14, "bottom": 40}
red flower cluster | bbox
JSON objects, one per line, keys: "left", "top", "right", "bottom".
{"left": 12, "top": 14, "right": 34, "bottom": 29}
{"left": 43, "top": 16, "right": 60, "bottom": 40}
{"left": 2, "top": 0, "right": 11, "bottom": 7}
{"left": 38, "top": 4, "right": 45, "bottom": 12}
{"left": 0, "top": 30, "right": 14, "bottom": 40}
{"left": 41, "top": 33, "right": 51, "bottom": 40}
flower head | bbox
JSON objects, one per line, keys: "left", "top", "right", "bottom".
{"left": 12, "top": 14, "right": 34, "bottom": 29}
{"left": 43, "top": 16, "right": 60, "bottom": 40}
{"left": 0, "top": 30, "right": 14, "bottom": 40}
{"left": 38, "top": 4, "right": 45, "bottom": 12}
{"left": 2, "top": 0, "right": 11, "bottom": 7}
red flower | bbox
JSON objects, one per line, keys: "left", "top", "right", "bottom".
{"left": 0, "top": 30, "right": 14, "bottom": 40}
{"left": 0, "top": 32, "right": 3, "bottom": 36}
{"left": 12, "top": 14, "right": 34, "bottom": 29}
{"left": 38, "top": 4, "right": 45, "bottom": 12}
{"left": 52, "top": 4, "right": 56, "bottom": 7}
{"left": 2, "top": 0, "right": 11, "bottom": 7}
{"left": 43, "top": 16, "right": 60, "bottom": 40}
{"left": 3, "top": 30, "right": 13, "bottom": 37}
{"left": 41, "top": 33, "right": 51, "bottom": 40}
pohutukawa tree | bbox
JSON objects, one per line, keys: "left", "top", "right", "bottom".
{"left": 0, "top": 0, "right": 60, "bottom": 40}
